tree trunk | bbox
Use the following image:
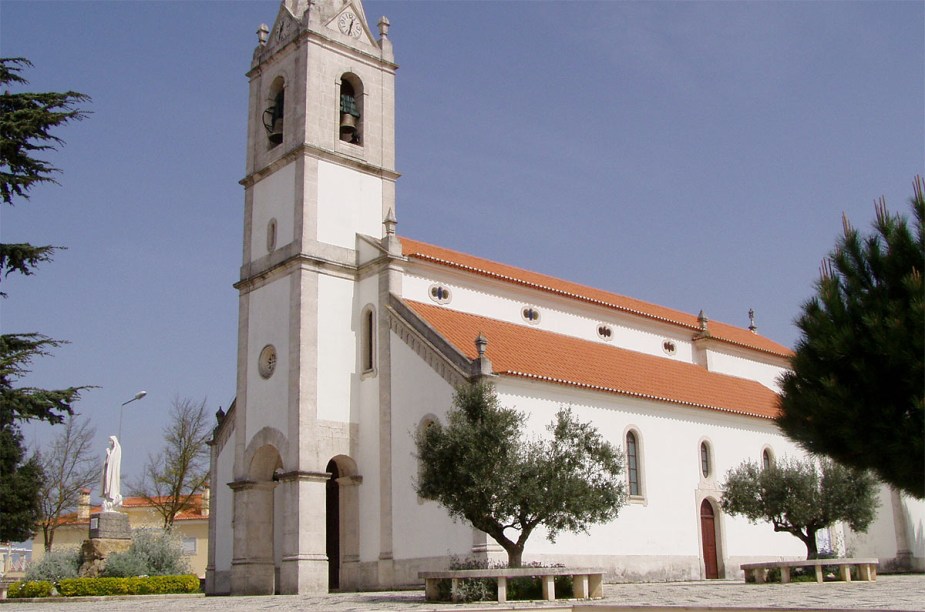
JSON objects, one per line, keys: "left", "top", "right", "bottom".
{"left": 802, "top": 529, "right": 819, "bottom": 560}
{"left": 504, "top": 544, "right": 524, "bottom": 568}
{"left": 43, "top": 526, "right": 54, "bottom": 552}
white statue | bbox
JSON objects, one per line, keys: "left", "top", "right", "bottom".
{"left": 101, "top": 436, "right": 123, "bottom": 512}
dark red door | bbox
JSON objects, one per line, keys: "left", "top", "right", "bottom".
{"left": 700, "top": 499, "right": 719, "bottom": 579}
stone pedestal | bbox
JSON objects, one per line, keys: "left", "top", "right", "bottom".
{"left": 89, "top": 511, "right": 131, "bottom": 540}
{"left": 78, "top": 511, "right": 132, "bottom": 577}
{"left": 79, "top": 538, "right": 132, "bottom": 577}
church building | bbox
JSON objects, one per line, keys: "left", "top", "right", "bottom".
{"left": 206, "top": 0, "right": 923, "bottom": 595}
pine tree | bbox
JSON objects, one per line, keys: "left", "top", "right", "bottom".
{"left": 777, "top": 178, "right": 924, "bottom": 499}
{"left": 0, "top": 57, "right": 90, "bottom": 541}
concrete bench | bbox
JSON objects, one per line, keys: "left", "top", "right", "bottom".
{"left": 419, "top": 567, "right": 604, "bottom": 603}
{"left": 740, "top": 558, "right": 878, "bottom": 584}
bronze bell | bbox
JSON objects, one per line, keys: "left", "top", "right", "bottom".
{"left": 339, "top": 112, "right": 357, "bottom": 136}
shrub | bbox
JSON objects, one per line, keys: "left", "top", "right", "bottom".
{"left": 103, "top": 528, "right": 190, "bottom": 577}
{"left": 25, "top": 548, "right": 80, "bottom": 582}
{"left": 7, "top": 580, "right": 54, "bottom": 598}
{"left": 57, "top": 574, "right": 200, "bottom": 596}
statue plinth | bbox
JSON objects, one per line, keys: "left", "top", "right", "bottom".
{"left": 88, "top": 511, "right": 131, "bottom": 540}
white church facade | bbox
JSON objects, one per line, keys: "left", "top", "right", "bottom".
{"left": 206, "top": 0, "right": 923, "bottom": 595}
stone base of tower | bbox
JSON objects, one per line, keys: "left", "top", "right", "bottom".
{"left": 280, "top": 554, "right": 328, "bottom": 594}
{"left": 230, "top": 559, "right": 275, "bottom": 595}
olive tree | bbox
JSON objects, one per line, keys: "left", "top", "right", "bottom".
{"left": 721, "top": 456, "right": 878, "bottom": 559}
{"left": 414, "top": 381, "right": 626, "bottom": 567}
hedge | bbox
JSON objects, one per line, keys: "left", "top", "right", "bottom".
{"left": 7, "top": 574, "right": 200, "bottom": 598}
{"left": 7, "top": 580, "right": 54, "bottom": 598}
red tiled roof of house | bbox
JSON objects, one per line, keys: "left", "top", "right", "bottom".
{"left": 50, "top": 494, "right": 207, "bottom": 526}
{"left": 403, "top": 300, "right": 781, "bottom": 420}
{"left": 400, "top": 237, "right": 792, "bottom": 359}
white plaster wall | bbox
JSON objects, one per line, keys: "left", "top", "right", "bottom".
{"left": 389, "top": 335, "right": 475, "bottom": 560}
{"left": 704, "top": 348, "right": 787, "bottom": 392}
{"left": 251, "top": 163, "right": 295, "bottom": 261}
{"left": 212, "top": 436, "right": 235, "bottom": 574}
{"left": 490, "top": 378, "right": 807, "bottom": 561}
{"left": 354, "top": 275, "right": 382, "bottom": 563}
{"left": 316, "top": 274, "right": 356, "bottom": 423}
{"left": 245, "top": 277, "right": 291, "bottom": 443}
{"left": 316, "top": 160, "right": 382, "bottom": 249}
{"left": 401, "top": 271, "right": 695, "bottom": 366}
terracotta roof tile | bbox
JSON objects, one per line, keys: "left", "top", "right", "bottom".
{"left": 400, "top": 237, "right": 792, "bottom": 359}
{"left": 403, "top": 300, "right": 781, "bottom": 420}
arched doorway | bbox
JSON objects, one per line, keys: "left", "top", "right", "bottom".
{"left": 700, "top": 499, "right": 719, "bottom": 579}
{"left": 326, "top": 459, "right": 340, "bottom": 590}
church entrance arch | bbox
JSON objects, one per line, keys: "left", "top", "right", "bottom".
{"left": 325, "top": 455, "right": 360, "bottom": 591}
{"left": 231, "top": 441, "right": 283, "bottom": 595}
{"left": 700, "top": 498, "right": 721, "bottom": 579}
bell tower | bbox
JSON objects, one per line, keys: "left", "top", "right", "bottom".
{"left": 228, "top": 0, "right": 398, "bottom": 595}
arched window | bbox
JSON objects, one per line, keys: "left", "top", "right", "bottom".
{"left": 361, "top": 306, "right": 375, "bottom": 374}
{"left": 626, "top": 431, "right": 641, "bottom": 497}
{"left": 263, "top": 77, "right": 285, "bottom": 147}
{"left": 762, "top": 447, "right": 774, "bottom": 470}
{"left": 338, "top": 74, "right": 363, "bottom": 145}
{"left": 700, "top": 441, "right": 712, "bottom": 479}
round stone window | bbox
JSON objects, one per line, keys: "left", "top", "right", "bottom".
{"left": 258, "top": 345, "right": 277, "bottom": 379}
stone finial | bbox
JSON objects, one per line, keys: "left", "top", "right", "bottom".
{"left": 257, "top": 23, "right": 269, "bottom": 46}
{"left": 378, "top": 16, "right": 390, "bottom": 38}
{"left": 475, "top": 333, "right": 488, "bottom": 358}
{"left": 748, "top": 308, "right": 757, "bottom": 334}
{"left": 698, "top": 310, "right": 709, "bottom": 333}
{"left": 384, "top": 208, "right": 397, "bottom": 236}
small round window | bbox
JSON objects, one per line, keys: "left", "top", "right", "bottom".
{"left": 258, "top": 345, "right": 277, "bottom": 379}
{"left": 597, "top": 324, "right": 613, "bottom": 341}
{"left": 662, "top": 340, "right": 677, "bottom": 355}
{"left": 428, "top": 284, "right": 451, "bottom": 304}
{"left": 521, "top": 306, "right": 541, "bottom": 324}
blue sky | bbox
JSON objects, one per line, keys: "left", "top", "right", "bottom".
{"left": 2, "top": 0, "right": 922, "bottom": 492}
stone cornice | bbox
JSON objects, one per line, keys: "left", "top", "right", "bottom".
{"left": 387, "top": 295, "right": 472, "bottom": 387}
{"left": 275, "top": 470, "right": 330, "bottom": 483}
{"left": 240, "top": 144, "right": 399, "bottom": 189}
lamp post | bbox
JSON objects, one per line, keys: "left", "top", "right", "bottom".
{"left": 118, "top": 390, "right": 147, "bottom": 441}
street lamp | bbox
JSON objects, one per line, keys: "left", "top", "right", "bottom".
{"left": 118, "top": 390, "right": 147, "bottom": 441}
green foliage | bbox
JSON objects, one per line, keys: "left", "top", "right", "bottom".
{"left": 56, "top": 575, "right": 200, "bottom": 597}
{"left": 103, "top": 528, "right": 191, "bottom": 577}
{"left": 414, "top": 381, "right": 626, "bottom": 567}
{"left": 721, "top": 457, "right": 878, "bottom": 559}
{"left": 0, "top": 57, "right": 90, "bottom": 543}
{"left": 25, "top": 547, "right": 80, "bottom": 582}
{"left": 7, "top": 580, "right": 54, "bottom": 598}
{"left": 0, "top": 421, "right": 43, "bottom": 541}
{"left": 0, "top": 57, "right": 89, "bottom": 207}
{"left": 778, "top": 178, "right": 925, "bottom": 499}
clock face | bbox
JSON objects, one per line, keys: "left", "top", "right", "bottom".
{"left": 338, "top": 11, "right": 362, "bottom": 38}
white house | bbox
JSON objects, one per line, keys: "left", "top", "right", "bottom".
{"left": 206, "top": 0, "right": 923, "bottom": 595}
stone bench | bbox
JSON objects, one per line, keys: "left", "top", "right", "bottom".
{"left": 419, "top": 567, "right": 604, "bottom": 603}
{"left": 740, "top": 558, "right": 879, "bottom": 584}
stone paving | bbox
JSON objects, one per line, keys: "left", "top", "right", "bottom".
{"left": 1, "top": 575, "right": 922, "bottom": 611}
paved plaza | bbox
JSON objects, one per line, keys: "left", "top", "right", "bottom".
{"left": 1, "top": 575, "right": 922, "bottom": 611}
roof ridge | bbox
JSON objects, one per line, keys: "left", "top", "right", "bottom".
{"left": 399, "top": 236, "right": 792, "bottom": 359}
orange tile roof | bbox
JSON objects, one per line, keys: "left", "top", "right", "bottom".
{"left": 400, "top": 237, "right": 792, "bottom": 359}
{"left": 51, "top": 494, "right": 208, "bottom": 526}
{"left": 403, "top": 300, "right": 781, "bottom": 420}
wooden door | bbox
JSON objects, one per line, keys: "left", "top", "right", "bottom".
{"left": 700, "top": 499, "right": 719, "bottom": 579}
